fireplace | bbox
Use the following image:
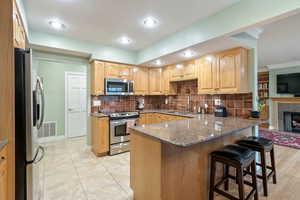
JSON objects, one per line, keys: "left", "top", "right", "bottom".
{"left": 284, "top": 112, "right": 300, "bottom": 133}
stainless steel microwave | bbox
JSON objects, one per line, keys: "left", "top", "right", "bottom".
{"left": 105, "top": 78, "right": 134, "bottom": 95}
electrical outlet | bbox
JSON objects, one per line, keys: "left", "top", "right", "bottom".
{"left": 214, "top": 99, "right": 221, "bottom": 106}
{"left": 93, "top": 100, "right": 101, "bottom": 106}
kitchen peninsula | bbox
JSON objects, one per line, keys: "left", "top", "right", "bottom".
{"left": 129, "top": 114, "right": 261, "bottom": 200}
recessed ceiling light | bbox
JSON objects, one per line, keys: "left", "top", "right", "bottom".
{"left": 182, "top": 50, "right": 195, "bottom": 58}
{"left": 205, "top": 56, "right": 213, "bottom": 62}
{"left": 176, "top": 64, "right": 183, "bottom": 69}
{"left": 155, "top": 60, "right": 162, "bottom": 66}
{"left": 119, "top": 36, "right": 132, "bottom": 45}
{"left": 49, "top": 20, "right": 65, "bottom": 30}
{"left": 143, "top": 17, "right": 158, "bottom": 28}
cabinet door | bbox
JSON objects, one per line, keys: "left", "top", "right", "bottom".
{"left": 217, "top": 49, "right": 241, "bottom": 94}
{"left": 139, "top": 114, "right": 148, "bottom": 125}
{"left": 170, "top": 65, "right": 184, "bottom": 81}
{"left": 149, "top": 68, "right": 162, "bottom": 95}
{"left": 91, "top": 61, "right": 105, "bottom": 95}
{"left": 105, "top": 63, "right": 122, "bottom": 78}
{"left": 162, "top": 66, "right": 176, "bottom": 95}
{"left": 183, "top": 60, "right": 197, "bottom": 80}
{"left": 133, "top": 67, "right": 149, "bottom": 95}
{"left": 119, "top": 65, "right": 132, "bottom": 79}
{"left": 91, "top": 117, "right": 109, "bottom": 156}
{"left": 198, "top": 56, "right": 216, "bottom": 94}
{"left": 0, "top": 147, "right": 7, "bottom": 200}
{"left": 105, "top": 63, "right": 132, "bottom": 79}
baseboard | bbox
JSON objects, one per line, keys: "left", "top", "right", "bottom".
{"left": 38, "top": 135, "right": 65, "bottom": 143}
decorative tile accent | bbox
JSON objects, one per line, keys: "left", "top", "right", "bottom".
{"left": 91, "top": 80, "right": 253, "bottom": 117}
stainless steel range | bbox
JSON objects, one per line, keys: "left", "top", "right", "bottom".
{"left": 109, "top": 112, "right": 139, "bottom": 155}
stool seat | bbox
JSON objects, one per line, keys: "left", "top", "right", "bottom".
{"left": 209, "top": 144, "right": 258, "bottom": 200}
{"left": 212, "top": 144, "right": 255, "bottom": 165}
{"left": 237, "top": 136, "right": 273, "bottom": 151}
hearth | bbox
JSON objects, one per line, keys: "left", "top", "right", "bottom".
{"left": 284, "top": 112, "right": 300, "bottom": 133}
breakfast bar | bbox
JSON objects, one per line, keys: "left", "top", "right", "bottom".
{"left": 129, "top": 114, "right": 261, "bottom": 200}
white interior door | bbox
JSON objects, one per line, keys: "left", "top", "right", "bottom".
{"left": 66, "top": 72, "right": 87, "bottom": 138}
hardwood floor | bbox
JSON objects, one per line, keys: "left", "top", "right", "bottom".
{"left": 215, "top": 145, "right": 300, "bottom": 200}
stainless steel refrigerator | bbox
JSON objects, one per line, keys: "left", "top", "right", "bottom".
{"left": 15, "top": 48, "right": 45, "bottom": 200}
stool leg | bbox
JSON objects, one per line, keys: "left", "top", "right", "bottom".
{"left": 251, "top": 161, "right": 258, "bottom": 200}
{"left": 237, "top": 167, "right": 245, "bottom": 200}
{"left": 224, "top": 165, "right": 229, "bottom": 191}
{"left": 270, "top": 147, "right": 277, "bottom": 184}
{"left": 261, "top": 151, "right": 268, "bottom": 196}
{"left": 209, "top": 158, "right": 216, "bottom": 200}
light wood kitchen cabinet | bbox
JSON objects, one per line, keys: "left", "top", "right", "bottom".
{"left": 0, "top": 146, "right": 8, "bottom": 200}
{"left": 197, "top": 55, "right": 217, "bottom": 94}
{"left": 13, "top": 0, "right": 26, "bottom": 49}
{"left": 91, "top": 116, "right": 109, "bottom": 156}
{"left": 139, "top": 114, "right": 148, "bottom": 125}
{"left": 217, "top": 48, "right": 249, "bottom": 94}
{"left": 198, "top": 48, "right": 249, "bottom": 94}
{"left": 149, "top": 68, "right": 163, "bottom": 95}
{"left": 132, "top": 67, "right": 149, "bottom": 95}
{"left": 139, "top": 113, "right": 188, "bottom": 125}
{"left": 170, "top": 60, "right": 197, "bottom": 82}
{"left": 105, "top": 62, "right": 132, "bottom": 80}
{"left": 91, "top": 60, "right": 105, "bottom": 95}
{"left": 162, "top": 66, "right": 176, "bottom": 95}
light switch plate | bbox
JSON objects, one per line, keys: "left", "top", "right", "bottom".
{"left": 214, "top": 99, "right": 221, "bottom": 106}
{"left": 93, "top": 100, "right": 101, "bottom": 106}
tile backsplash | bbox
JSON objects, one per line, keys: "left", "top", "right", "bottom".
{"left": 91, "top": 80, "right": 253, "bottom": 117}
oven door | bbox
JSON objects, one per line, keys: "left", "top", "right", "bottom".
{"left": 105, "top": 78, "right": 130, "bottom": 95}
{"left": 110, "top": 119, "right": 130, "bottom": 144}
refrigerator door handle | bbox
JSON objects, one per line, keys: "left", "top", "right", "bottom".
{"left": 36, "top": 77, "right": 45, "bottom": 130}
{"left": 26, "top": 146, "right": 45, "bottom": 165}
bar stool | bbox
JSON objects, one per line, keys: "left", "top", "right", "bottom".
{"left": 209, "top": 144, "right": 258, "bottom": 200}
{"left": 237, "top": 136, "right": 277, "bottom": 197}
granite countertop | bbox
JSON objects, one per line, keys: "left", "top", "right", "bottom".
{"left": 130, "top": 113, "right": 262, "bottom": 147}
{"left": 0, "top": 139, "right": 8, "bottom": 151}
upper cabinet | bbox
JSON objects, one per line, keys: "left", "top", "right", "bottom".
{"left": 105, "top": 63, "right": 132, "bottom": 80}
{"left": 197, "top": 55, "right": 217, "bottom": 94}
{"left": 162, "top": 66, "right": 176, "bottom": 95}
{"left": 170, "top": 60, "right": 197, "bottom": 82}
{"left": 89, "top": 47, "right": 249, "bottom": 96}
{"left": 149, "top": 68, "right": 163, "bottom": 95}
{"left": 13, "top": 0, "right": 26, "bottom": 49}
{"left": 198, "top": 48, "right": 250, "bottom": 94}
{"left": 132, "top": 67, "right": 149, "bottom": 95}
{"left": 90, "top": 60, "right": 105, "bottom": 95}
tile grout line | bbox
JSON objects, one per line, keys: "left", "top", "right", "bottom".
{"left": 68, "top": 140, "right": 90, "bottom": 200}
{"left": 100, "top": 159, "right": 131, "bottom": 200}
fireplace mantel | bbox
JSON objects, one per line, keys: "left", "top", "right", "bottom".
{"left": 271, "top": 97, "right": 300, "bottom": 103}
{"left": 270, "top": 97, "right": 300, "bottom": 130}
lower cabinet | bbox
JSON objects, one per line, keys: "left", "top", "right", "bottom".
{"left": 139, "top": 113, "right": 188, "bottom": 125}
{"left": 91, "top": 116, "right": 109, "bottom": 156}
{"left": 0, "top": 146, "right": 8, "bottom": 200}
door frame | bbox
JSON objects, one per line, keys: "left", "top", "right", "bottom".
{"left": 65, "top": 71, "right": 87, "bottom": 138}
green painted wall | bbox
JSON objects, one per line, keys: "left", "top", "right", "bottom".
{"left": 33, "top": 51, "right": 88, "bottom": 136}
{"left": 269, "top": 66, "right": 300, "bottom": 98}
{"left": 30, "top": 31, "right": 137, "bottom": 65}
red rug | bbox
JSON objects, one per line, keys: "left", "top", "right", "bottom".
{"left": 259, "top": 130, "right": 300, "bottom": 149}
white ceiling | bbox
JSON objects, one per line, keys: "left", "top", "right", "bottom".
{"left": 258, "top": 13, "right": 300, "bottom": 68}
{"left": 142, "top": 36, "right": 245, "bottom": 66}
{"left": 25, "top": 0, "right": 240, "bottom": 51}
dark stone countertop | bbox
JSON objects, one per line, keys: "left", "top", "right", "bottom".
{"left": 130, "top": 111, "right": 262, "bottom": 147}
